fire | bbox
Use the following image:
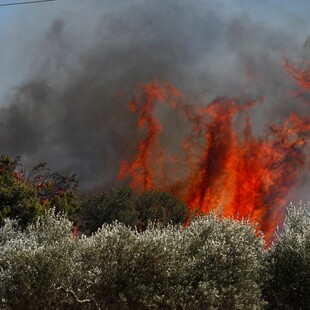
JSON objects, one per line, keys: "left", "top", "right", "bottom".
{"left": 119, "top": 63, "right": 310, "bottom": 243}
{"left": 284, "top": 59, "right": 310, "bottom": 90}
{"left": 118, "top": 81, "right": 181, "bottom": 190}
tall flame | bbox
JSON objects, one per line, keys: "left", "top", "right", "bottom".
{"left": 119, "top": 62, "right": 310, "bottom": 243}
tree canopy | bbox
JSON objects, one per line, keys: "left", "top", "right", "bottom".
{"left": 0, "top": 155, "right": 79, "bottom": 227}
{"left": 80, "top": 187, "right": 190, "bottom": 234}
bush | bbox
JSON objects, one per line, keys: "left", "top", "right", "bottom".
{"left": 79, "top": 187, "right": 137, "bottom": 233}
{"left": 0, "top": 209, "right": 78, "bottom": 309}
{"left": 80, "top": 187, "right": 190, "bottom": 234}
{"left": 0, "top": 155, "right": 79, "bottom": 228}
{"left": 62, "top": 214, "right": 266, "bottom": 309}
{"left": 264, "top": 202, "right": 310, "bottom": 310}
{"left": 76, "top": 223, "right": 183, "bottom": 309}
{"left": 181, "top": 215, "right": 266, "bottom": 309}
{"left": 0, "top": 156, "right": 41, "bottom": 227}
{"left": 0, "top": 210, "right": 266, "bottom": 309}
{"left": 135, "top": 190, "right": 190, "bottom": 231}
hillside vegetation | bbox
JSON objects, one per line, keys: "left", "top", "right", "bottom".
{"left": 0, "top": 156, "right": 309, "bottom": 309}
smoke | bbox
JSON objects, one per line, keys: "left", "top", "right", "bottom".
{"left": 0, "top": 0, "right": 309, "bottom": 196}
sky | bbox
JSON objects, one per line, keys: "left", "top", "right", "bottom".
{"left": 0, "top": 0, "right": 309, "bottom": 197}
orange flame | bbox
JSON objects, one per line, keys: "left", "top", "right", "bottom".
{"left": 284, "top": 59, "right": 310, "bottom": 90}
{"left": 119, "top": 75, "right": 310, "bottom": 244}
{"left": 71, "top": 225, "right": 77, "bottom": 240}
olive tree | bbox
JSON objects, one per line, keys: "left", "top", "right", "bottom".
{"left": 0, "top": 209, "right": 266, "bottom": 309}
{"left": 264, "top": 202, "right": 310, "bottom": 310}
{"left": 180, "top": 215, "right": 266, "bottom": 310}
{"left": 0, "top": 209, "right": 79, "bottom": 309}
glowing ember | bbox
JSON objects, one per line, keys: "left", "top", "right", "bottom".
{"left": 119, "top": 71, "right": 310, "bottom": 243}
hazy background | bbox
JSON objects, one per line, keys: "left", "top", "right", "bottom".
{"left": 0, "top": 0, "right": 309, "bottom": 197}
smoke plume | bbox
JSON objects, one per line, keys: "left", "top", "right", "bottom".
{"left": 0, "top": 0, "right": 309, "bottom": 200}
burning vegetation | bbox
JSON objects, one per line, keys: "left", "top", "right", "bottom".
{"left": 119, "top": 60, "right": 310, "bottom": 243}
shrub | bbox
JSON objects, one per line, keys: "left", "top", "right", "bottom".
{"left": 0, "top": 209, "right": 79, "bottom": 309}
{"left": 181, "top": 215, "right": 266, "bottom": 309}
{"left": 0, "top": 210, "right": 265, "bottom": 309}
{"left": 76, "top": 215, "right": 266, "bottom": 309}
{"left": 79, "top": 187, "right": 137, "bottom": 233}
{"left": 0, "top": 155, "right": 79, "bottom": 228}
{"left": 0, "top": 156, "right": 41, "bottom": 227}
{"left": 135, "top": 190, "right": 190, "bottom": 231}
{"left": 263, "top": 202, "right": 310, "bottom": 310}
{"left": 80, "top": 187, "right": 190, "bottom": 234}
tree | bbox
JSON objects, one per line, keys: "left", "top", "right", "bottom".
{"left": 0, "top": 210, "right": 266, "bottom": 309}
{"left": 0, "top": 209, "right": 80, "bottom": 309}
{"left": 80, "top": 187, "right": 190, "bottom": 233}
{"left": 0, "top": 155, "right": 79, "bottom": 227}
{"left": 181, "top": 214, "right": 266, "bottom": 309}
{"left": 263, "top": 202, "right": 310, "bottom": 310}
{"left": 26, "top": 161, "right": 79, "bottom": 218}
{"left": 80, "top": 187, "right": 137, "bottom": 234}
{"left": 135, "top": 189, "right": 189, "bottom": 231}
{"left": 0, "top": 156, "right": 41, "bottom": 227}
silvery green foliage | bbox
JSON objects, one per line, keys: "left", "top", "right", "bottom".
{"left": 75, "top": 215, "right": 265, "bottom": 309}
{"left": 0, "top": 210, "right": 266, "bottom": 309}
{"left": 0, "top": 208, "right": 78, "bottom": 309}
{"left": 180, "top": 215, "right": 266, "bottom": 310}
{"left": 74, "top": 222, "right": 185, "bottom": 309}
{"left": 0, "top": 218, "right": 22, "bottom": 246}
{"left": 264, "top": 202, "right": 310, "bottom": 310}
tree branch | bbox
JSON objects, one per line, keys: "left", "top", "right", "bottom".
{"left": 56, "top": 286, "right": 101, "bottom": 309}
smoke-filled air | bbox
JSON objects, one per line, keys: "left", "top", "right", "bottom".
{"left": 0, "top": 0, "right": 309, "bottom": 242}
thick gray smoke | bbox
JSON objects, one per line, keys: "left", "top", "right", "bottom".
{"left": 0, "top": 0, "right": 309, "bottom": 196}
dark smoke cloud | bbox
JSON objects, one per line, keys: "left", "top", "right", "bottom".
{"left": 0, "top": 0, "right": 309, "bottom": 196}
